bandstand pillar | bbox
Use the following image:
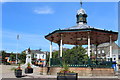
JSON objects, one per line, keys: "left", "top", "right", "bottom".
{"left": 95, "top": 44, "right": 98, "bottom": 59}
{"left": 60, "top": 34, "right": 63, "bottom": 58}
{"left": 49, "top": 41, "right": 52, "bottom": 67}
{"left": 88, "top": 32, "right": 91, "bottom": 58}
{"left": 60, "top": 34, "right": 63, "bottom": 66}
{"left": 109, "top": 35, "right": 112, "bottom": 60}
{"left": 95, "top": 44, "right": 99, "bottom": 65}
{"left": 58, "top": 43, "right": 60, "bottom": 58}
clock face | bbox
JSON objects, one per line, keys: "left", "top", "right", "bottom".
{"left": 79, "top": 17, "right": 83, "bottom": 21}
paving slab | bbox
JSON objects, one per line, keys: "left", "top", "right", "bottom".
{"left": 1, "top": 64, "right": 120, "bottom": 80}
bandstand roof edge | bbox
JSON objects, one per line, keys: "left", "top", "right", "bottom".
{"left": 45, "top": 28, "right": 118, "bottom": 45}
{"left": 45, "top": 28, "right": 118, "bottom": 38}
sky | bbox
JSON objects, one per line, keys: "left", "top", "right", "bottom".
{"left": 1, "top": 2, "right": 119, "bottom": 53}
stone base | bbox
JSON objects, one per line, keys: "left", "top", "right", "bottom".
{"left": 21, "top": 64, "right": 38, "bottom": 68}
{"left": 48, "top": 67, "right": 115, "bottom": 76}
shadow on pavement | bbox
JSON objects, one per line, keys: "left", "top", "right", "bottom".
{"left": 1, "top": 78, "right": 120, "bottom": 80}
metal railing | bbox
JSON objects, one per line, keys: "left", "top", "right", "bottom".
{"left": 50, "top": 58, "right": 112, "bottom": 68}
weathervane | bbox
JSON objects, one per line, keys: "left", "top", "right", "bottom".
{"left": 80, "top": 0, "right": 82, "bottom": 8}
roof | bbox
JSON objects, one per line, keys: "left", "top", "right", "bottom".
{"left": 45, "top": 28, "right": 118, "bottom": 38}
{"left": 30, "top": 50, "right": 46, "bottom": 54}
{"left": 77, "top": 8, "right": 86, "bottom": 15}
{"left": 98, "top": 42, "right": 120, "bottom": 48}
{"left": 4, "top": 53, "right": 20, "bottom": 57}
{"left": 85, "top": 42, "right": 120, "bottom": 49}
{"left": 64, "top": 24, "right": 92, "bottom": 30}
{"left": 98, "top": 42, "right": 110, "bottom": 48}
{"left": 5, "top": 53, "right": 11, "bottom": 57}
{"left": 45, "top": 28, "right": 118, "bottom": 45}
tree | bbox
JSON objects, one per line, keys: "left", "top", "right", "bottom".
{"left": 52, "top": 45, "right": 88, "bottom": 65}
{"left": 19, "top": 51, "right": 26, "bottom": 63}
{"left": 1, "top": 50, "right": 7, "bottom": 63}
{"left": 52, "top": 51, "right": 59, "bottom": 58}
{"left": 39, "top": 48, "right": 42, "bottom": 51}
{"left": 10, "top": 53, "right": 16, "bottom": 61}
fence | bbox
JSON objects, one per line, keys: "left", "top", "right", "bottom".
{"left": 50, "top": 58, "right": 112, "bottom": 68}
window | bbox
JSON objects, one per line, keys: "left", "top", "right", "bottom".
{"left": 114, "top": 58, "right": 116, "bottom": 60}
{"left": 98, "top": 51, "right": 100, "bottom": 54}
{"left": 42, "top": 55, "right": 44, "bottom": 58}
{"left": 102, "top": 50, "right": 104, "bottom": 53}
{"left": 94, "top": 51, "right": 96, "bottom": 54}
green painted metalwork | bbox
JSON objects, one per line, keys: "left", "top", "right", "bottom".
{"left": 50, "top": 58, "right": 61, "bottom": 67}
{"left": 50, "top": 58, "right": 113, "bottom": 68}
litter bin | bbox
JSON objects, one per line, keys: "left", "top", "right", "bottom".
{"left": 112, "top": 61, "right": 117, "bottom": 71}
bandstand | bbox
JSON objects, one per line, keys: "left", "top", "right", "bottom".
{"left": 45, "top": 3, "right": 118, "bottom": 74}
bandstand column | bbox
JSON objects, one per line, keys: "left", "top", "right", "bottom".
{"left": 95, "top": 44, "right": 98, "bottom": 60}
{"left": 49, "top": 41, "right": 52, "bottom": 67}
{"left": 109, "top": 35, "right": 112, "bottom": 59}
{"left": 58, "top": 43, "right": 60, "bottom": 58}
{"left": 60, "top": 34, "right": 63, "bottom": 57}
{"left": 88, "top": 32, "right": 91, "bottom": 58}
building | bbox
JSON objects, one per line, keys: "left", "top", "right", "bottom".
{"left": 0, "top": 51, "right": 20, "bottom": 64}
{"left": 27, "top": 49, "right": 48, "bottom": 66}
{"left": 85, "top": 42, "right": 120, "bottom": 63}
{"left": 30, "top": 50, "right": 47, "bottom": 60}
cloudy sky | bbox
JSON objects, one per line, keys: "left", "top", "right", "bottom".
{"left": 1, "top": 2, "right": 119, "bottom": 53}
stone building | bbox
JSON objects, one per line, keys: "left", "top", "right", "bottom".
{"left": 85, "top": 42, "right": 120, "bottom": 63}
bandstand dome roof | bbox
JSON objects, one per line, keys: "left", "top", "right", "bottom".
{"left": 64, "top": 24, "right": 92, "bottom": 30}
{"left": 77, "top": 8, "right": 86, "bottom": 15}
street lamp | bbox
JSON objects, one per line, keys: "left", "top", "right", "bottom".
{"left": 16, "top": 35, "right": 19, "bottom": 64}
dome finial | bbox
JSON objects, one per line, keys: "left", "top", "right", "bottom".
{"left": 80, "top": 0, "right": 82, "bottom": 8}
{"left": 76, "top": 1, "right": 87, "bottom": 24}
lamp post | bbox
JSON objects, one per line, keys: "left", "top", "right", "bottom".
{"left": 16, "top": 35, "right": 19, "bottom": 64}
{"left": 49, "top": 41, "right": 52, "bottom": 67}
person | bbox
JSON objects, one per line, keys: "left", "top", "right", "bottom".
{"left": 47, "top": 66, "right": 50, "bottom": 75}
{"left": 112, "top": 61, "right": 117, "bottom": 71}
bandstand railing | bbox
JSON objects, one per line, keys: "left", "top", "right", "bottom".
{"left": 50, "top": 58, "right": 113, "bottom": 68}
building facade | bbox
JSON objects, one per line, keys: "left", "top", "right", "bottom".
{"left": 85, "top": 42, "right": 120, "bottom": 62}
{"left": 29, "top": 50, "right": 48, "bottom": 66}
